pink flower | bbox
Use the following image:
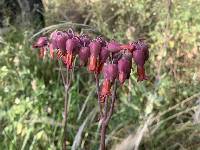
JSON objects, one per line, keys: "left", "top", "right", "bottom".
{"left": 63, "top": 38, "right": 80, "bottom": 69}
{"left": 118, "top": 54, "right": 132, "bottom": 84}
{"left": 32, "top": 36, "right": 48, "bottom": 58}
{"left": 88, "top": 40, "right": 101, "bottom": 72}
{"left": 78, "top": 46, "right": 90, "bottom": 66}
{"left": 132, "top": 40, "right": 149, "bottom": 81}
{"left": 100, "top": 64, "right": 118, "bottom": 102}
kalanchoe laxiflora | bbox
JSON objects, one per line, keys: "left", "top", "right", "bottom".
{"left": 33, "top": 28, "right": 150, "bottom": 82}
{"left": 100, "top": 63, "right": 118, "bottom": 102}
{"left": 132, "top": 40, "right": 149, "bottom": 81}
{"left": 96, "top": 46, "right": 110, "bottom": 73}
{"left": 78, "top": 46, "right": 90, "bottom": 67}
{"left": 63, "top": 37, "right": 80, "bottom": 69}
{"left": 56, "top": 32, "right": 69, "bottom": 57}
{"left": 32, "top": 28, "right": 151, "bottom": 150}
{"left": 49, "top": 30, "right": 74, "bottom": 59}
{"left": 118, "top": 52, "right": 132, "bottom": 84}
{"left": 33, "top": 36, "right": 48, "bottom": 58}
{"left": 88, "top": 40, "right": 102, "bottom": 72}
{"left": 49, "top": 31, "right": 60, "bottom": 59}
{"left": 49, "top": 31, "right": 68, "bottom": 59}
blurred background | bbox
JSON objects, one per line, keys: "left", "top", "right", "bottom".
{"left": 0, "top": 0, "right": 200, "bottom": 149}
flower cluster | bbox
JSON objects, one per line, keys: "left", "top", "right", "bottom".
{"left": 33, "top": 29, "right": 149, "bottom": 103}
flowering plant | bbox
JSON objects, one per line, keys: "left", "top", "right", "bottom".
{"left": 33, "top": 28, "right": 149, "bottom": 150}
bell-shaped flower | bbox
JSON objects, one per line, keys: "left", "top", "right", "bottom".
{"left": 96, "top": 46, "right": 110, "bottom": 74}
{"left": 78, "top": 46, "right": 90, "bottom": 67}
{"left": 100, "top": 64, "right": 118, "bottom": 102}
{"left": 33, "top": 36, "right": 48, "bottom": 58}
{"left": 63, "top": 37, "right": 80, "bottom": 69}
{"left": 49, "top": 31, "right": 69, "bottom": 59}
{"left": 88, "top": 40, "right": 101, "bottom": 72}
{"left": 118, "top": 54, "right": 132, "bottom": 84}
{"left": 132, "top": 40, "right": 149, "bottom": 81}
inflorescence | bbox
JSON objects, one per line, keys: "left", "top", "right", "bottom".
{"left": 33, "top": 28, "right": 149, "bottom": 103}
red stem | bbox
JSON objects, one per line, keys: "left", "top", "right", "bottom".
{"left": 100, "top": 124, "right": 107, "bottom": 150}
{"left": 95, "top": 73, "right": 103, "bottom": 118}
{"left": 100, "top": 81, "right": 117, "bottom": 150}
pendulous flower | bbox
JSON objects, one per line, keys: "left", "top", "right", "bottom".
{"left": 49, "top": 31, "right": 69, "bottom": 59}
{"left": 100, "top": 63, "right": 118, "bottom": 102}
{"left": 88, "top": 40, "right": 102, "bottom": 72}
{"left": 32, "top": 36, "right": 48, "bottom": 58}
{"left": 132, "top": 40, "right": 149, "bottom": 81}
{"left": 118, "top": 53, "right": 132, "bottom": 84}
{"left": 63, "top": 37, "right": 80, "bottom": 69}
{"left": 78, "top": 46, "right": 90, "bottom": 67}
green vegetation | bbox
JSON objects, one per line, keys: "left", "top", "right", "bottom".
{"left": 0, "top": 0, "right": 200, "bottom": 149}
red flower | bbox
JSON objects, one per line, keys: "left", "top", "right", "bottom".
{"left": 118, "top": 54, "right": 132, "bottom": 84}
{"left": 95, "top": 46, "right": 110, "bottom": 74}
{"left": 132, "top": 40, "right": 149, "bottom": 81}
{"left": 88, "top": 40, "right": 101, "bottom": 72}
{"left": 49, "top": 31, "right": 69, "bottom": 59}
{"left": 63, "top": 38, "right": 80, "bottom": 69}
{"left": 100, "top": 64, "right": 118, "bottom": 102}
{"left": 32, "top": 36, "right": 48, "bottom": 58}
{"left": 79, "top": 46, "right": 90, "bottom": 67}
